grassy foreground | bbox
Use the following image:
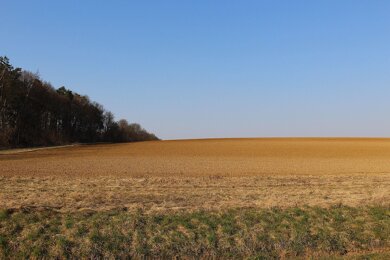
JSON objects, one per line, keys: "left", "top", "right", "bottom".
{"left": 0, "top": 205, "right": 389, "bottom": 259}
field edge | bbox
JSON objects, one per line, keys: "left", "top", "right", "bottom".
{"left": 1, "top": 205, "right": 389, "bottom": 258}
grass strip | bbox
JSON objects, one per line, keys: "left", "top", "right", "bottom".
{"left": 0, "top": 205, "right": 389, "bottom": 258}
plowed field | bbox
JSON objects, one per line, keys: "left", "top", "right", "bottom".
{"left": 1, "top": 138, "right": 389, "bottom": 212}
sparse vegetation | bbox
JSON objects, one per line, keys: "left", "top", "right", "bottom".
{"left": 0, "top": 206, "right": 388, "bottom": 258}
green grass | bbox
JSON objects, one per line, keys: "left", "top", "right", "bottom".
{"left": 0, "top": 205, "right": 388, "bottom": 258}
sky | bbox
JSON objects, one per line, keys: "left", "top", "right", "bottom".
{"left": 1, "top": 1, "right": 390, "bottom": 139}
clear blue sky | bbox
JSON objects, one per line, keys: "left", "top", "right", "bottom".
{"left": 2, "top": 1, "right": 390, "bottom": 139}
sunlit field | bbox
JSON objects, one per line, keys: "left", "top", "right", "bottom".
{"left": 0, "top": 138, "right": 389, "bottom": 258}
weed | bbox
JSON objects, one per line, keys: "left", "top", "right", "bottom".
{"left": 0, "top": 210, "right": 9, "bottom": 221}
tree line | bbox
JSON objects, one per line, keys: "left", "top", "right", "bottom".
{"left": 0, "top": 56, "right": 158, "bottom": 148}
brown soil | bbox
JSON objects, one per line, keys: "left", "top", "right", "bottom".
{"left": 1, "top": 138, "right": 389, "bottom": 212}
